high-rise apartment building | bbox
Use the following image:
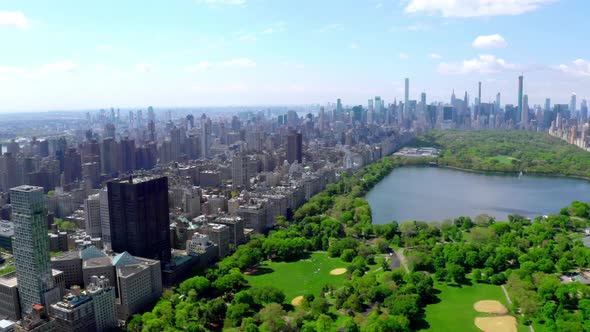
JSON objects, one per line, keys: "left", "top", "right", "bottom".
{"left": 10, "top": 186, "right": 60, "bottom": 314}
{"left": 107, "top": 176, "right": 171, "bottom": 262}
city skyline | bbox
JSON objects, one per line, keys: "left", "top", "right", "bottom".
{"left": 0, "top": 0, "right": 589, "bottom": 111}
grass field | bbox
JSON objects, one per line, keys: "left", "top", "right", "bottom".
{"left": 244, "top": 252, "right": 350, "bottom": 302}
{"left": 490, "top": 155, "right": 518, "bottom": 165}
{"left": 422, "top": 282, "right": 528, "bottom": 332}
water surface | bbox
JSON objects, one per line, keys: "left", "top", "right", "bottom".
{"left": 366, "top": 166, "right": 590, "bottom": 223}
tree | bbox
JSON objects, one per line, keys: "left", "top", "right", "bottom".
{"left": 178, "top": 276, "right": 210, "bottom": 296}
{"left": 258, "top": 303, "right": 286, "bottom": 332}
{"left": 213, "top": 269, "right": 247, "bottom": 294}
{"left": 226, "top": 303, "right": 252, "bottom": 326}
{"left": 341, "top": 249, "right": 356, "bottom": 262}
{"left": 251, "top": 286, "right": 286, "bottom": 305}
{"left": 311, "top": 297, "right": 330, "bottom": 318}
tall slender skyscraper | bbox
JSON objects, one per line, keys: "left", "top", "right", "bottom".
{"left": 200, "top": 115, "right": 212, "bottom": 159}
{"left": 570, "top": 93, "right": 577, "bottom": 117}
{"left": 477, "top": 81, "right": 482, "bottom": 115}
{"left": 404, "top": 78, "right": 409, "bottom": 115}
{"left": 518, "top": 75, "right": 524, "bottom": 123}
{"left": 11, "top": 185, "right": 60, "bottom": 314}
{"left": 107, "top": 176, "right": 171, "bottom": 263}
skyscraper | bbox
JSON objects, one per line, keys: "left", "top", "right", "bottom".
{"left": 367, "top": 99, "right": 374, "bottom": 124}
{"left": 522, "top": 94, "right": 529, "bottom": 129}
{"left": 545, "top": 98, "right": 551, "bottom": 112}
{"left": 11, "top": 185, "right": 60, "bottom": 314}
{"left": 477, "top": 81, "right": 482, "bottom": 115}
{"left": 518, "top": 75, "right": 524, "bottom": 123}
{"left": 84, "top": 194, "right": 102, "bottom": 239}
{"left": 404, "top": 78, "right": 409, "bottom": 115}
{"left": 200, "top": 115, "right": 212, "bottom": 159}
{"left": 495, "top": 92, "right": 501, "bottom": 112}
{"left": 107, "top": 176, "right": 171, "bottom": 263}
{"left": 570, "top": 93, "right": 577, "bottom": 117}
{"left": 286, "top": 129, "right": 303, "bottom": 164}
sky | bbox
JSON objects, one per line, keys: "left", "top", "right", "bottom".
{"left": 0, "top": 0, "right": 589, "bottom": 112}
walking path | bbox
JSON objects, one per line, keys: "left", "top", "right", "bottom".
{"left": 501, "top": 285, "right": 534, "bottom": 332}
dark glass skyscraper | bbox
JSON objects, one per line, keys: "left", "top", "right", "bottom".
{"left": 107, "top": 176, "right": 171, "bottom": 263}
{"left": 286, "top": 130, "right": 302, "bottom": 164}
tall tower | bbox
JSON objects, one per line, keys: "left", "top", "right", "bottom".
{"left": 518, "top": 75, "right": 524, "bottom": 124}
{"left": 404, "top": 78, "right": 409, "bottom": 116}
{"left": 11, "top": 185, "right": 60, "bottom": 314}
{"left": 477, "top": 81, "right": 482, "bottom": 115}
{"left": 319, "top": 107, "right": 325, "bottom": 131}
{"left": 495, "top": 92, "right": 501, "bottom": 112}
{"left": 522, "top": 94, "right": 529, "bottom": 129}
{"left": 107, "top": 176, "right": 171, "bottom": 263}
{"left": 570, "top": 93, "right": 577, "bottom": 117}
{"left": 200, "top": 115, "right": 211, "bottom": 159}
{"left": 367, "top": 99, "right": 374, "bottom": 125}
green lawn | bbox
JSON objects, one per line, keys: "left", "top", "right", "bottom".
{"left": 490, "top": 155, "right": 518, "bottom": 165}
{"left": 423, "top": 282, "right": 528, "bottom": 332}
{"left": 244, "top": 252, "right": 350, "bottom": 302}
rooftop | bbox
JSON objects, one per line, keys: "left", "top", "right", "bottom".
{"left": 10, "top": 185, "right": 43, "bottom": 193}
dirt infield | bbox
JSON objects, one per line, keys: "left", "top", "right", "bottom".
{"left": 329, "top": 268, "right": 347, "bottom": 275}
{"left": 474, "top": 316, "right": 517, "bottom": 332}
{"left": 291, "top": 296, "right": 303, "bottom": 306}
{"left": 473, "top": 300, "right": 508, "bottom": 314}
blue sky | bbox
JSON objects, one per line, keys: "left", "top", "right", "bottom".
{"left": 0, "top": 0, "right": 588, "bottom": 111}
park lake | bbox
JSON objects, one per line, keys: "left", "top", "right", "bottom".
{"left": 366, "top": 166, "right": 590, "bottom": 224}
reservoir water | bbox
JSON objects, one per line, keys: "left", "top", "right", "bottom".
{"left": 366, "top": 166, "right": 590, "bottom": 223}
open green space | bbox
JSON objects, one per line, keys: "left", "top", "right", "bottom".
{"left": 413, "top": 130, "right": 590, "bottom": 177}
{"left": 490, "top": 155, "right": 518, "bottom": 165}
{"left": 244, "top": 251, "right": 348, "bottom": 302}
{"left": 423, "top": 282, "right": 527, "bottom": 332}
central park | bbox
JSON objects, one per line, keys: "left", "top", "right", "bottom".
{"left": 129, "top": 130, "right": 590, "bottom": 332}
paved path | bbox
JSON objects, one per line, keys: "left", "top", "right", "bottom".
{"left": 395, "top": 248, "right": 410, "bottom": 273}
{"left": 502, "top": 285, "right": 534, "bottom": 332}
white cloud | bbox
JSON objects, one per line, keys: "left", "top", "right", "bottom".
{"left": 472, "top": 34, "right": 507, "bottom": 48}
{"left": 348, "top": 43, "right": 359, "bottom": 49}
{"left": 375, "top": 3, "right": 383, "bottom": 9}
{"left": 318, "top": 23, "right": 342, "bottom": 33}
{"left": 557, "top": 59, "right": 590, "bottom": 77}
{"left": 239, "top": 33, "right": 257, "bottom": 42}
{"left": 405, "top": 0, "right": 556, "bottom": 17}
{"left": 262, "top": 28, "right": 275, "bottom": 34}
{"left": 399, "top": 53, "right": 410, "bottom": 60}
{"left": 429, "top": 53, "right": 442, "bottom": 59}
{"left": 40, "top": 61, "right": 79, "bottom": 73}
{"left": 186, "top": 58, "right": 256, "bottom": 72}
{"left": 0, "top": 11, "right": 29, "bottom": 29}
{"left": 438, "top": 54, "right": 518, "bottom": 74}
{"left": 0, "top": 66, "right": 25, "bottom": 75}
{"left": 135, "top": 63, "right": 153, "bottom": 73}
